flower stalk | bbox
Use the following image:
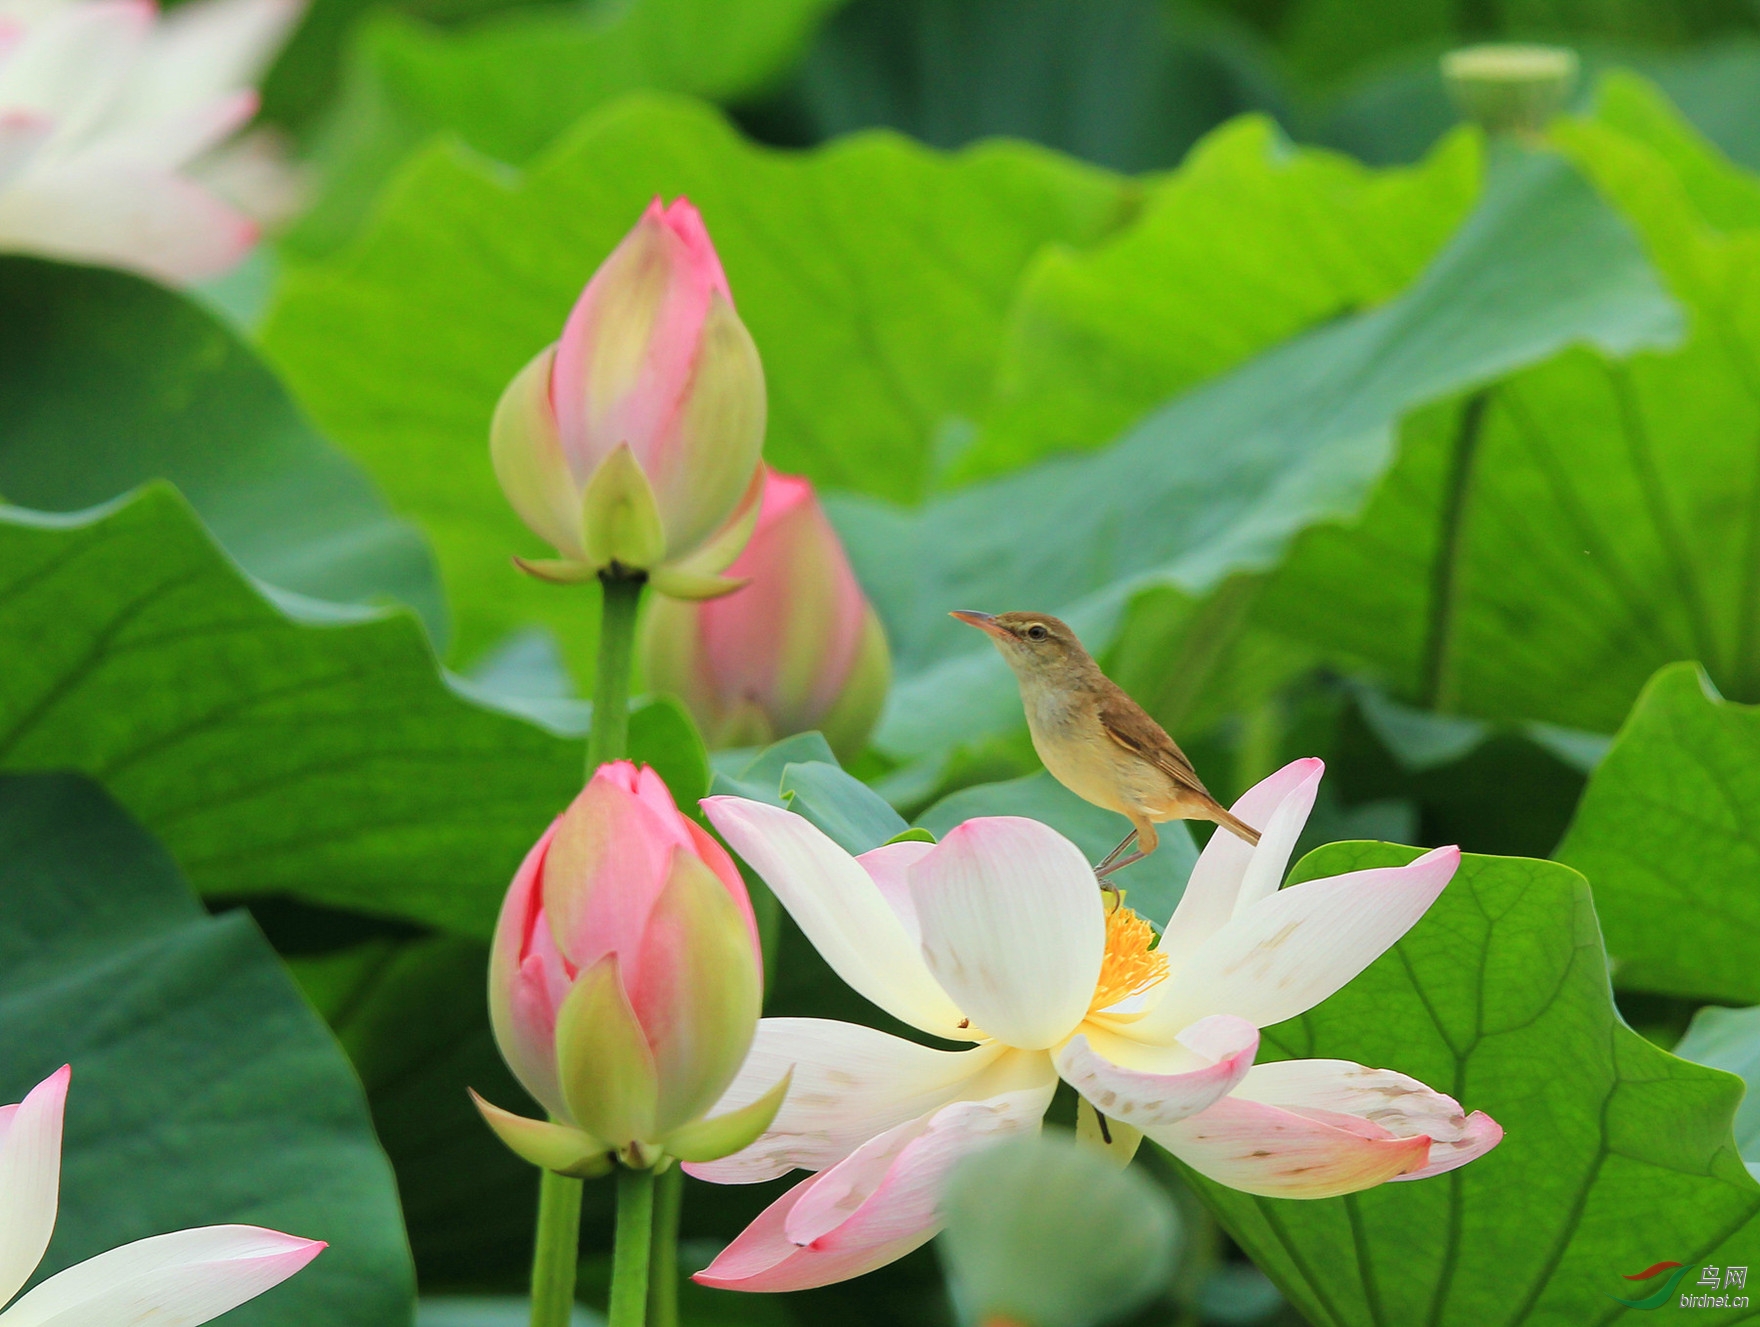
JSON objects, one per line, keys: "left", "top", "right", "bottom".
{"left": 610, "top": 1166, "right": 656, "bottom": 1327}
{"left": 529, "top": 1169, "right": 585, "bottom": 1327}
{"left": 589, "top": 571, "right": 647, "bottom": 775}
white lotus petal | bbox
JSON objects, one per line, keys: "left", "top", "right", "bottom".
{"left": 0, "top": 1224, "right": 323, "bottom": 1327}
{"left": 110, "top": 0, "right": 300, "bottom": 122}
{"left": 702, "top": 798, "right": 967, "bottom": 1039}
{"left": 1141, "top": 845, "right": 1459, "bottom": 1037}
{"left": 908, "top": 817, "right": 1103, "bottom": 1050}
{"left": 1159, "top": 759, "right": 1321, "bottom": 967}
{"left": 0, "top": 161, "right": 254, "bottom": 280}
{"left": 683, "top": 1017, "right": 1005, "bottom": 1183}
{"left": 0, "top": 0, "right": 147, "bottom": 148}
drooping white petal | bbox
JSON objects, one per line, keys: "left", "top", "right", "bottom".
{"left": 0, "top": 0, "right": 148, "bottom": 148}
{"left": 1233, "top": 1059, "right": 1503, "bottom": 1182}
{"left": 0, "top": 1066, "right": 67, "bottom": 1309}
{"left": 908, "top": 817, "right": 1104, "bottom": 1050}
{"left": 1158, "top": 759, "right": 1321, "bottom": 967}
{"left": 107, "top": 0, "right": 300, "bottom": 123}
{"left": 1140, "top": 845, "right": 1459, "bottom": 1038}
{"left": 702, "top": 798, "right": 967, "bottom": 1039}
{"left": 693, "top": 1071, "right": 1057, "bottom": 1293}
{"left": 0, "top": 162, "right": 255, "bottom": 280}
{"left": 1145, "top": 1093, "right": 1431, "bottom": 1199}
{"left": 0, "top": 1225, "right": 324, "bottom": 1327}
{"left": 783, "top": 1076, "right": 1054, "bottom": 1248}
{"left": 1054, "top": 1015, "right": 1257, "bottom": 1128}
{"left": 682, "top": 1018, "right": 1006, "bottom": 1183}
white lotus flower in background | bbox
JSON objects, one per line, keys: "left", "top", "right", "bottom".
{"left": 689, "top": 759, "right": 1502, "bottom": 1293}
{"left": 0, "top": 1065, "right": 325, "bottom": 1325}
{"left": 0, "top": 0, "right": 305, "bottom": 283}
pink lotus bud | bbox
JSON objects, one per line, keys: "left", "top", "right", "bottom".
{"left": 490, "top": 197, "right": 767, "bottom": 599}
{"left": 641, "top": 469, "right": 890, "bottom": 759}
{"left": 478, "top": 762, "right": 787, "bottom": 1170}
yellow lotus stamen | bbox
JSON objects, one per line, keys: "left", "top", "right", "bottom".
{"left": 1089, "top": 903, "right": 1167, "bottom": 1013}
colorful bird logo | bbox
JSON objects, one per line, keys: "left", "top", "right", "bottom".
{"left": 1610, "top": 1261, "right": 1692, "bottom": 1310}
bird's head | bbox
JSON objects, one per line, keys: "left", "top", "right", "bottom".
{"left": 949, "top": 610, "right": 1092, "bottom": 684}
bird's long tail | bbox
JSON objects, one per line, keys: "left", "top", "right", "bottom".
{"left": 1212, "top": 805, "right": 1261, "bottom": 847}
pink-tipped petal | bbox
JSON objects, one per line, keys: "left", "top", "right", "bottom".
{"left": 702, "top": 797, "right": 967, "bottom": 1039}
{"left": 1055, "top": 1015, "right": 1258, "bottom": 1129}
{"left": 684, "top": 1018, "right": 1007, "bottom": 1183}
{"left": 1142, "top": 845, "right": 1459, "bottom": 1037}
{"left": 1231, "top": 1059, "right": 1503, "bottom": 1182}
{"left": 0, "top": 163, "right": 256, "bottom": 282}
{"left": 0, "top": 1066, "right": 68, "bottom": 1308}
{"left": 696, "top": 1078, "right": 1055, "bottom": 1294}
{"left": 1146, "top": 1094, "right": 1431, "bottom": 1199}
{"left": 487, "top": 821, "right": 570, "bottom": 1117}
{"left": 1395, "top": 1111, "right": 1503, "bottom": 1180}
{"left": 691, "top": 1171, "right": 931, "bottom": 1294}
{"left": 908, "top": 818, "right": 1104, "bottom": 1050}
{"left": 1159, "top": 759, "right": 1323, "bottom": 965}
{"left": 0, "top": 1225, "right": 324, "bottom": 1327}
{"left": 541, "top": 769, "right": 681, "bottom": 977}
{"left": 551, "top": 198, "right": 725, "bottom": 479}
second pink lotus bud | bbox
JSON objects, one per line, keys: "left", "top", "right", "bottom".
{"left": 641, "top": 468, "right": 890, "bottom": 760}
{"left": 474, "top": 761, "right": 787, "bottom": 1171}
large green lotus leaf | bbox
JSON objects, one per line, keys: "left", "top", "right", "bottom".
{"left": 0, "top": 485, "right": 697, "bottom": 937}
{"left": 0, "top": 257, "right": 444, "bottom": 639}
{"left": 0, "top": 772, "right": 413, "bottom": 1327}
{"left": 292, "top": 935, "right": 545, "bottom": 1286}
{"left": 1176, "top": 842, "right": 1760, "bottom": 1327}
{"left": 262, "top": 94, "right": 1127, "bottom": 679}
{"left": 954, "top": 116, "right": 1479, "bottom": 482}
{"left": 843, "top": 141, "right": 1679, "bottom": 760}
{"left": 290, "top": 0, "right": 843, "bottom": 255}
{"left": 1257, "top": 77, "right": 1760, "bottom": 735}
{"left": 1554, "top": 663, "right": 1760, "bottom": 1005}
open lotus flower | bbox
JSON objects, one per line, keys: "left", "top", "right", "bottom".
{"left": 641, "top": 467, "right": 890, "bottom": 759}
{"left": 689, "top": 759, "right": 1502, "bottom": 1292}
{"left": 0, "top": 0, "right": 305, "bottom": 283}
{"left": 490, "top": 196, "right": 767, "bottom": 600}
{"left": 475, "top": 761, "right": 788, "bottom": 1173}
{"left": 0, "top": 1065, "right": 324, "bottom": 1325}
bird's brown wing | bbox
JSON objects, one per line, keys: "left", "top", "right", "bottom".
{"left": 1097, "top": 689, "right": 1214, "bottom": 801}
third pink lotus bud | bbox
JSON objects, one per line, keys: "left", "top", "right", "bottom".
{"left": 490, "top": 197, "right": 767, "bottom": 599}
{"left": 641, "top": 468, "right": 890, "bottom": 759}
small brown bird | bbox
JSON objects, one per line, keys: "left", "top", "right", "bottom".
{"left": 951, "top": 610, "right": 1260, "bottom": 877}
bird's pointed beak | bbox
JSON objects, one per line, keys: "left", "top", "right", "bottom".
{"left": 950, "top": 609, "right": 1010, "bottom": 640}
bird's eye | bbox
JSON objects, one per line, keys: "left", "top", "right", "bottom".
{"left": 1025, "top": 624, "right": 1049, "bottom": 641}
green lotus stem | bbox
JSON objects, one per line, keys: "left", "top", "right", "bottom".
{"left": 648, "top": 1165, "right": 683, "bottom": 1327}
{"left": 588, "top": 571, "right": 647, "bottom": 776}
{"left": 528, "top": 1169, "right": 584, "bottom": 1327}
{"left": 609, "top": 1165, "right": 656, "bottom": 1327}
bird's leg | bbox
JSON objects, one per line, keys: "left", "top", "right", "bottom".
{"left": 1095, "top": 850, "right": 1149, "bottom": 881}
{"left": 1095, "top": 829, "right": 1139, "bottom": 872}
